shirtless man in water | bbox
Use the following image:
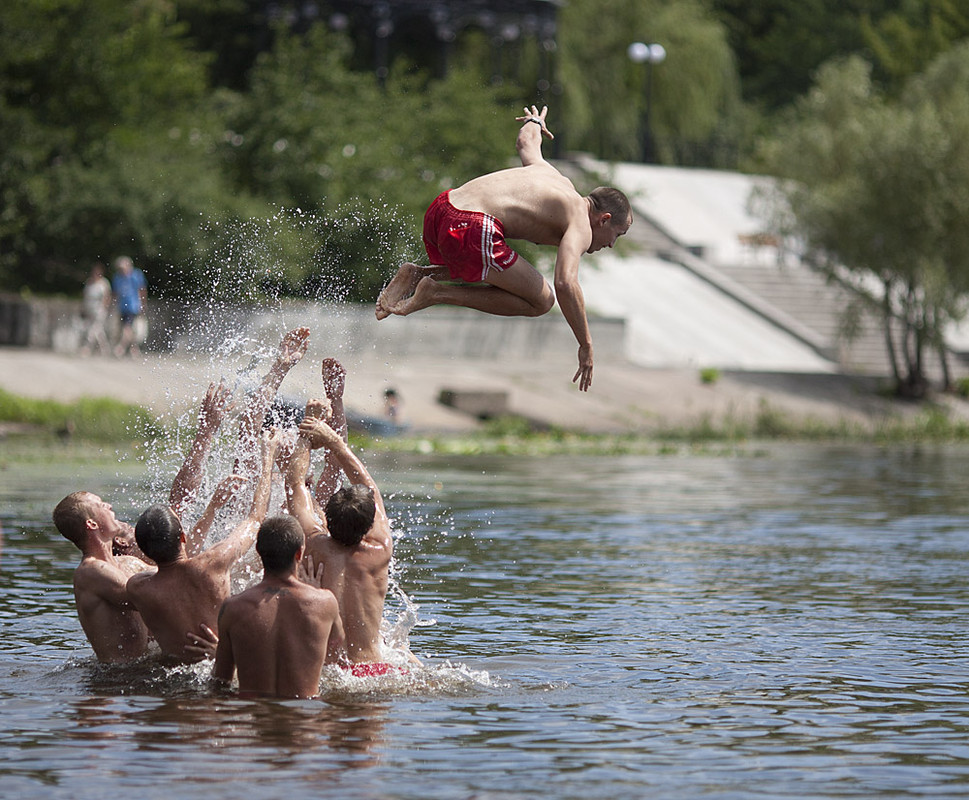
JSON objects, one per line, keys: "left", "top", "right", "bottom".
{"left": 212, "top": 514, "right": 345, "bottom": 698}
{"left": 375, "top": 105, "right": 632, "bottom": 392}
{"left": 52, "top": 491, "right": 155, "bottom": 663}
{"left": 126, "top": 429, "right": 280, "bottom": 663}
{"left": 52, "top": 380, "right": 234, "bottom": 663}
{"left": 282, "top": 364, "right": 397, "bottom": 675}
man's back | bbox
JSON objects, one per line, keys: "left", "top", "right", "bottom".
{"left": 126, "top": 553, "right": 231, "bottom": 660}
{"left": 74, "top": 555, "right": 151, "bottom": 663}
{"left": 216, "top": 576, "right": 342, "bottom": 698}
{"left": 449, "top": 163, "right": 586, "bottom": 246}
{"left": 305, "top": 530, "right": 390, "bottom": 664}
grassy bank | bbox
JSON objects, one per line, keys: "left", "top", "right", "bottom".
{"left": 3, "top": 389, "right": 969, "bottom": 462}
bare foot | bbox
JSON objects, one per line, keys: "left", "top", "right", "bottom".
{"left": 376, "top": 263, "right": 424, "bottom": 320}
{"left": 392, "top": 275, "right": 440, "bottom": 316}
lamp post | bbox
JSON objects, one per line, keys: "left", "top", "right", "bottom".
{"left": 627, "top": 41, "right": 666, "bottom": 163}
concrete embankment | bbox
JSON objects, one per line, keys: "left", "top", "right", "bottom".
{"left": 0, "top": 299, "right": 932, "bottom": 434}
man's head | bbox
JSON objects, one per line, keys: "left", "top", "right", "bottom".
{"left": 53, "top": 491, "right": 117, "bottom": 549}
{"left": 325, "top": 485, "right": 377, "bottom": 547}
{"left": 587, "top": 187, "right": 632, "bottom": 253}
{"left": 256, "top": 515, "right": 305, "bottom": 574}
{"left": 134, "top": 505, "right": 184, "bottom": 565}
{"left": 114, "top": 255, "right": 133, "bottom": 275}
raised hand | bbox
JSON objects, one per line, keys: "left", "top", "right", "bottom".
{"left": 211, "top": 474, "right": 247, "bottom": 509}
{"left": 198, "top": 379, "right": 233, "bottom": 432}
{"left": 515, "top": 104, "right": 554, "bottom": 139}
{"left": 276, "top": 327, "right": 310, "bottom": 370}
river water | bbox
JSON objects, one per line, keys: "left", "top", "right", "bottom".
{"left": 1, "top": 443, "right": 968, "bottom": 799}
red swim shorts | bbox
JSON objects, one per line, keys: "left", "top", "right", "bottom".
{"left": 422, "top": 191, "right": 519, "bottom": 283}
{"left": 342, "top": 662, "right": 408, "bottom": 678}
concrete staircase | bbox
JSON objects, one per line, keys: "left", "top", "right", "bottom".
{"left": 571, "top": 155, "right": 952, "bottom": 381}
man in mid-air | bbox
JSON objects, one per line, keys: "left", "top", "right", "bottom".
{"left": 376, "top": 105, "right": 632, "bottom": 392}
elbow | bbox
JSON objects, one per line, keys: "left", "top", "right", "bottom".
{"left": 554, "top": 277, "right": 578, "bottom": 298}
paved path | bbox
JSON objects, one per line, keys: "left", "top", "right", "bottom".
{"left": 0, "top": 345, "right": 915, "bottom": 435}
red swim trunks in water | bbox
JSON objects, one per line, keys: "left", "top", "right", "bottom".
{"left": 342, "top": 662, "right": 408, "bottom": 678}
{"left": 422, "top": 191, "right": 519, "bottom": 282}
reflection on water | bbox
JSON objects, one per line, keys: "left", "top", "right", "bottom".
{"left": 2, "top": 444, "right": 969, "bottom": 798}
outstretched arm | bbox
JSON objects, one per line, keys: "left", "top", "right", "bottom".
{"left": 284, "top": 431, "right": 324, "bottom": 537}
{"left": 515, "top": 104, "right": 554, "bottom": 167}
{"left": 235, "top": 327, "right": 309, "bottom": 478}
{"left": 186, "top": 474, "right": 246, "bottom": 556}
{"left": 554, "top": 219, "right": 596, "bottom": 392}
{"left": 313, "top": 359, "right": 348, "bottom": 510}
{"left": 284, "top": 399, "right": 331, "bottom": 536}
{"left": 299, "top": 413, "right": 387, "bottom": 523}
{"left": 170, "top": 380, "right": 233, "bottom": 517}
{"left": 210, "top": 429, "right": 281, "bottom": 567}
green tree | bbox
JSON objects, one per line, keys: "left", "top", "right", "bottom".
{"left": 558, "top": 0, "right": 741, "bottom": 165}
{"left": 0, "top": 0, "right": 261, "bottom": 297}
{"left": 861, "top": 0, "right": 969, "bottom": 89}
{"left": 757, "top": 48, "right": 969, "bottom": 395}
{"left": 712, "top": 0, "right": 896, "bottom": 110}
{"left": 218, "top": 23, "right": 515, "bottom": 302}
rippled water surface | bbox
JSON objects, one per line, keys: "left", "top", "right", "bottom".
{"left": 2, "top": 444, "right": 968, "bottom": 799}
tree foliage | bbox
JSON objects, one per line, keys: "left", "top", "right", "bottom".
{"left": 558, "top": 0, "right": 741, "bottom": 164}
{"left": 757, "top": 46, "right": 969, "bottom": 395}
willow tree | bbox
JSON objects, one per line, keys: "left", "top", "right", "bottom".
{"left": 558, "top": 0, "right": 741, "bottom": 165}
{"left": 757, "top": 46, "right": 969, "bottom": 396}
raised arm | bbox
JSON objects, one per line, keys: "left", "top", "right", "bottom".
{"left": 298, "top": 413, "right": 386, "bottom": 523}
{"left": 235, "top": 327, "right": 309, "bottom": 478}
{"left": 284, "top": 426, "right": 325, "bottom": 538}
{"left": 186, "top": 474, "right": 246, "bottom": 556}
{"left": 209, "top": 429, "right": 280, "bottom": 567}
{"left": 313, "top": 358, "right": 348, "bottom": 510}
{"left": 515, "top": 104, "right": 554, "bottom": 167}
{"left": 169, "top": 380, "right": 233, "bottom": 517}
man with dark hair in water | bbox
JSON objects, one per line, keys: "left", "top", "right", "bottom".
{"left": 126, "top": 430, "right": 280, "bottom": 663}
{"left": 375, "top": 104, "right": 632, "bottom": 392}
{"left": 52, "top": 491, "right": 155, "bottom": 663}
{"left": 281, "top": 360, "right": 400, "bottom": 675}
{"left": 212, "top": 514, "right": 345, "bottom": 698}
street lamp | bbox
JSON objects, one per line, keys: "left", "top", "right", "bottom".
{"left": 627, "top": 41, "right": 666, "bottom": 163}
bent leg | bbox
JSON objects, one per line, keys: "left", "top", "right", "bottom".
{"left": 393, "top": 256, "right": 554, "bottom": 318}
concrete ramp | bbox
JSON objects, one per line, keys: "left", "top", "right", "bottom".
{"left": 581, "top": 252, "right": 835, "bottom": 372}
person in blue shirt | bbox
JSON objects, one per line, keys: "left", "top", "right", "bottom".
{"left": 111, "top": 255, "right": 147, "bottom": 357}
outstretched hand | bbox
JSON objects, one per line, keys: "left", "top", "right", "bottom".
{"left": 299, "top": 410, "right": 342, "bottom": 451}
{"left": 516, "top": 104, "right": 554, "bottom": 140}
{"left": 211, "top": 474, "right": 247, "bottom": 508}
{"left": 276, "top": 327, "right": 310, "bottom": 369}
{"left": 198, "top": 380, "right": 233, "bottom": 432}
{"left": 572, "top": 344, "right": 594, "bottom": 392}
{"left": 298, "top": 554, "right": 326, "bottom": 588}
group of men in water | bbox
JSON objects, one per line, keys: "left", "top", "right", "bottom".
{"left": 54, "top": 327, "right": 403, "bottom": 697}
{"left": 53, "top": 105, "right": 633, "bottom": 698}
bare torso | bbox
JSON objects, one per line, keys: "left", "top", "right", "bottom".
{"left": 448, "top": 164, "right": 590, "bottom": 247}
{"left": 126, "top": 555, "right": 231, "bottom": 661}
{"left": 215, "top": 576, "right": 342, "bottom": 698}
{"left": 74, "top": 555, "right": 152, "bottom": 663}
{"left": 304, "top": 528, "right": 391, "bottom": 664}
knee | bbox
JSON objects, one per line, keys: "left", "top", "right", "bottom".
{"left": 530, "top": 292, "right": 555, "bottom": 317}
